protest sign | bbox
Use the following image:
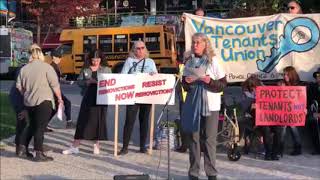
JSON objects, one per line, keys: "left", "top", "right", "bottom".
{"left": 135, "top": 73, "right": 175, "bottom": 105}
{"left": 97, "top": 74, "right": 136, "bottom": 105}
{"left": 97, "top": 73, "right": 175, "bottom": 105}
{"left": 184, "top": 13, "right": 320, "bottom": 82}
{"left": 256, "top": 86, "right": 306, "bottom": 126}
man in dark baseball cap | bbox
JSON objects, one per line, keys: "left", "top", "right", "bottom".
{"left": 51, "top": 50, "right": 62, "bottom": 58}
{"left": 49, "top": 50, "right": 74, "bottom": 129}
{"left": 313, "top": 67, "right": 320, "bottom": 79}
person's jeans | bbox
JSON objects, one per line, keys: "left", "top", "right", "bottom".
{"left": 280, "top": 126, "right": 301, "bottom": 150}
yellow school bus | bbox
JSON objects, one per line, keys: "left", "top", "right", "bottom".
{"left": 54, "top": 25, "right": 177, "bottom": 76}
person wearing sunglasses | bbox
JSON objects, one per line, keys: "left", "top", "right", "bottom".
{"left": 118, "top": 41, "right": 157, "bottom": 155}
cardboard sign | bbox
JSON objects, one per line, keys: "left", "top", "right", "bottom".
{"left": 97, "top": 73, "right": 175, "bottom": 105}
{"left": 256, "top": 86, "right": 306, "bottom": 126}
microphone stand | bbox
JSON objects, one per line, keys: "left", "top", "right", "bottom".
{"left": 156, "top": 74, "right": 181, "bottom": 180}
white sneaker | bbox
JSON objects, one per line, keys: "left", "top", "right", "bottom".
{"left": 93, "top": 144, "right": 100, "bottom": 155}
{"left": 62, "top": 146, "right": 79, "bottom": 155}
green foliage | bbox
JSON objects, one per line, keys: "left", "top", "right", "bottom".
{"left": 0, "top": 93, "right": 16, "bottom": 140}
{"left": 229, "top": 0, "right": 288, "bottom": 17}
{"left": 228, "top": 0, "right": 319, "bottom": 17}
{"left": 159, "top": 120, "right": 178, "bottom": 130}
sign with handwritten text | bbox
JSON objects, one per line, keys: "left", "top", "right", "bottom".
{"left": 256, "top": 86, "right": 306, "bottom": 126}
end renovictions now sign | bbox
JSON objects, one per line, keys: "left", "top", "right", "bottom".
{"left": 97, "top": 73, "right": 176, "bottom": 105}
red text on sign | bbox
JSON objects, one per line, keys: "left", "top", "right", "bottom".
{"left": 142, "top": 79, "right": 166, "bottom": 88}
{"left": 115, "top": 91, "right": 134, "bottom": 101}
{"left": 99, "top": 78, "right": 116, "bottom": 88}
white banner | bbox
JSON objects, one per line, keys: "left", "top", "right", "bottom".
{"left": 185, "top": 13, "right": 320, "bottom": 82}
{"left": 97, "top": 73, "right": 175, "bottom": 105}
{"left": 135, "top": 73, "right": 175, "bottom": 105}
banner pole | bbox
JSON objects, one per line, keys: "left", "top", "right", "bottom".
{"left": 114, "top": 104, "right": 119, "bottom": 157}
{"left": 148, "top": 104, "right": 155, "bottom": 155}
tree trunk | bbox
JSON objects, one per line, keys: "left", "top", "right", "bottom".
{"left": 43, "top": 24, "right": 52, "bottom": 47}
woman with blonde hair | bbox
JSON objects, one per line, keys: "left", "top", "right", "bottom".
{"left": 181, "top": 33, "right": 227, "bottom": 180}
{"left": 118, "top": 41, "right": 157, "bottom": 155}
{"left": 16, "top": 44, "right": 63, "bottom": 162}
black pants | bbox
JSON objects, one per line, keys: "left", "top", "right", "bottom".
{"left": 15, "top": 113, "right": 27, "bottom": 146}
{"left": 307, "top": 115, "right": 320, "bottom": 153}
{"left": 122, "top": 104, "right": 151, "bottom": 149}
{"left": 25, "top": 101, "right": 53, "bottom": 151}
{"left": 62, "top": 93, "right": 71, "bottom": 120}
{"left": 261, "top": 126, "right": 281, "bottom": 157}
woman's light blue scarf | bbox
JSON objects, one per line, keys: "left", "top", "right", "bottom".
{"left": 181, "top": 55, "right": 211, "bottom": 133}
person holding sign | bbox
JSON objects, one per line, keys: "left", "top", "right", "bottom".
{"left": 241, "top": 76, "right": 281, "bottom": 160}
{"left": 279, "top": 66, "right": 303, "bottom": 156}
{"left": 181, "top": 33, "right": 227, "bottom": 180}
{"left": 118, "top": 41, "right": 158, "bottom": 155}
{"left": 62, "top": 50, "right": 111, "bottom": 155}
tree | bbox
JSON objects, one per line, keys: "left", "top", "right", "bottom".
{"left": 21, "top": 0, "right": 103, "bottom": 44}
{"left": 228, "top": 0, "right": 319, "bottom": 18}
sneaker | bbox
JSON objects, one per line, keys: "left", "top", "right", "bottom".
{"left": 62, "top": 146, "right": 79, "bottom": 155}
{"left": 93, "top": 144, "right": 100, "bottom": 154}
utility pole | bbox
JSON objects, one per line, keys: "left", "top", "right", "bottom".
{"left": 150, "top": 0, "right": 156, "bottom": 15}
{"left": 114, "top": 0, "right": 117, "bottom": 23}
{"left": 192, "top": 0, "right": 198, "bottom": 9}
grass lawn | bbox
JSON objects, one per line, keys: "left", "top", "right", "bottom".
{"left": 0, "top": 92, "right": 16, "bottom": 140}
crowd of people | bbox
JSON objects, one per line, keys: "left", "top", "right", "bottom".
{"left": 7, "top": 1, "right": 319, "bottom": 180}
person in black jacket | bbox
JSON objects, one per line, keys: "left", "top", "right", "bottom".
{"left": 241, "top": 76, "right": 280, "bottom": 160}
{"left": 307, "top": 67, "right": 320, "bottom": 155}
{"left": 9, "top": 65, "right": 33, "bottom": 158}
{"left": 50, "top": 51, "right": 73, "bottom": 128}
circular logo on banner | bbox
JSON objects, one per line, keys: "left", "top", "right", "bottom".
{"left": 123, "top": 0, "right": 129, "bottom": 7}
